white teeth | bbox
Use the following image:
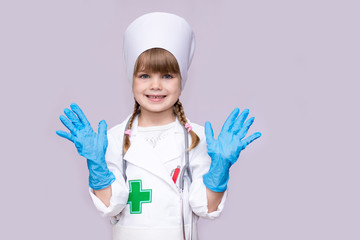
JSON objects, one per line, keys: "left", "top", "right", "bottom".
{"left": 148, "top": 95, "right": 165, "bottom": 99}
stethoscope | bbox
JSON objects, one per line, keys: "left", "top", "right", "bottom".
{"left": 110, "top": 117, "right": 194, "bottom": 240}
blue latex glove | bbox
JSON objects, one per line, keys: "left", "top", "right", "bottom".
{"left": 203, "top": 108, "right": 261, "bottom": 192}
{"left": 56, "top": 103, "right": 115, "bottom": 190}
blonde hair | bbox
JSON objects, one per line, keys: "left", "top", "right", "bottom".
{"left": 124, "top": 48, "right": 200, "bottom": 153}
{"left": 133, "top": 48, "right": 181, "bottom": 77}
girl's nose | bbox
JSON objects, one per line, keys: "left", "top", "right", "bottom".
{"left": 150, "top": 76, "right": 162, "bottom": 90}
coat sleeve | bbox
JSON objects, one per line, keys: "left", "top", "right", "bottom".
{"left": 188, "top": 124, "right": 228, "bottom": 220}
{"left": 88, "top": 124, "right": 129, "bottom": 217}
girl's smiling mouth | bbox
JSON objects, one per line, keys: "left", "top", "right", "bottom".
{"left": 146, "top": 95, "right": 167, "bottom": 102}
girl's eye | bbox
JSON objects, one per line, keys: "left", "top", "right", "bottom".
{"left": 139, "top": 74, "right": 150, "bottom": 79}
{"left": 163, "top": 74, "right": 173, "bottom": 79}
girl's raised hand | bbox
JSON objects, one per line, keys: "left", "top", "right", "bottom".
{"left": 203, "top": 108, "right": 261, "bottom": 192}
{"left": 56, "top": 103, "right": 115, "bottom": 190}
{"left": 56, "top": 103, "right": 108, "bottom": 160}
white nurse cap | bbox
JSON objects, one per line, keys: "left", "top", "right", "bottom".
{"left": 123, "top": 12, "right": 196, "bottom": 89}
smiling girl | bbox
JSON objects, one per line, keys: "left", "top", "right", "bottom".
{"left": 57, "top": 12, "right": 261, "bottom": 240}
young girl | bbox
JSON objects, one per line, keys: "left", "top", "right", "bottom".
{"left": 56, "top": 12, "right": 261, "bottom": 240}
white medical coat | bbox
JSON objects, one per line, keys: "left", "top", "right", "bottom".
{"left": 89, "top": 115, "right": 227, "bottom": 240}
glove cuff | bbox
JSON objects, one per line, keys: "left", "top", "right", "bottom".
{"left": 89, "top": 171, "right": 115, "bottom": 190}
{"left": 87, "top": 157, "right": 116, "bottom": 190}
{"left": 203, "top": 171, "right": 229, "bottom": 192}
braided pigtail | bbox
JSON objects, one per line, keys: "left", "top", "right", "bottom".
{"left": 123, "top": 100, "right": 140, "bottom": 154}
{"left": 174, "top": 100, "right": 200, "bottom": 151}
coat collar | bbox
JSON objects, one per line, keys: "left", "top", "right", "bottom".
{"left": 123, "top": 115, "right": 188, "bottom": 193}
{"left": 128, "top": 115, "right": 185, "bottom": 137}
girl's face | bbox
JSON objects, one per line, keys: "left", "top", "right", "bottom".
{"left": 133, "top": 71, "right": 181, "bottom": 116}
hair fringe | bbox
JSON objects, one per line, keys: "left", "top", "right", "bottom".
{"left": 133, "top": 48, "right": 181, "bottom": 77}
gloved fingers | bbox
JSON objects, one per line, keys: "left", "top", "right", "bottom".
{"left": 237, "top": 117, "right": 255, "bottom": 139}
{"left": 98, "top": 120, "right": 108, "bottom": 141}
{"left": 56, "top": 130, "right": 75, "bottom": 142}
{"left": 59, "top": 115, "right": 76, "bottom": 134}
{"left": 70, "top": 103, "right": 90, "bottom": 126}
{"left": 220, "top": 108, "right": 240, "bottom": 133}
{"left": 232, "top": 109, "right": 249, "bottom": 134}
{"left": 240, "top": 132, "right": 262, "bottom": 149}
{"left": 64, "top": 108, "right": 82, "bottom": 128}
{"left": 205, "top": 121, "right": 215, "bottom": 146}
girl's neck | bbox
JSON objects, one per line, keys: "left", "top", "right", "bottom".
{"left": 138, "top": 108, "right": 176, "bottom": 127}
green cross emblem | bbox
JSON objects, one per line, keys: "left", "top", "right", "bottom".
{"left": 127, "top": 180, "right": 152, "bottom": 214}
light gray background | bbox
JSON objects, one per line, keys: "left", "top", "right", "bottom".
{"left": 1, "top": 0, "right": 359, "bottom": 239}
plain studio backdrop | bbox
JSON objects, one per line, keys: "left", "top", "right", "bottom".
{"left": 1, "top": 0, "right": 359, "bottom": 239}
